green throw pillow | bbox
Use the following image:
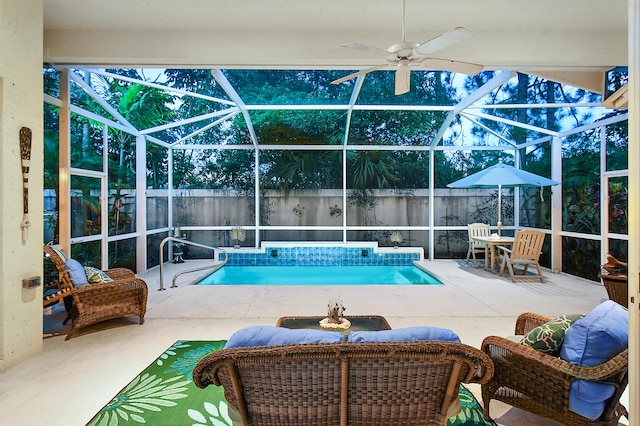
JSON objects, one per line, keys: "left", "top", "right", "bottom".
{"left": 520, "top": 314, "right": 585, "bottom": 355}
{"left": 84, "top": 266, "right": 113, "bottom": 284}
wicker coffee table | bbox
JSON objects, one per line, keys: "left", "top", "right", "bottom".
{"left": 276, "top": 315, "right": 391, "bottom": 331}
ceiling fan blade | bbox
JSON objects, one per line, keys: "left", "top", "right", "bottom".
{"left": 395, "top": 61, "right": 411, "bottom": 95}
{"left": 331, "top": 64, "right": 390, "bottom": 85}
{"left": 342, "top": 42, "right": 395, "bottom": 60}
{"left": 421, "top": 58, "right": 484, "bottom": 76}
{"left": 415, "top": 27, "right": 474, "bottom": 56}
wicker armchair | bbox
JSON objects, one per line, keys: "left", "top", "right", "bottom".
{"left": 43, "top": 246, "right": 148, "bottom": 340}
{"left": 599, "top": 254, "right": 628, "bottom": 308}
{"left": 481, "top": 312, "right": 628, "bottom": 426}
{"left": 194, "top": 341, "right": 494, "bottom": 426}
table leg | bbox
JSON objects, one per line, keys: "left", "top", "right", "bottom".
{"left": 483, "top": 244, "right": 490, "bottom": 271}
{"left": 490, "top": 245, "right": 496, "bottom": 272}
{"left": 481, "top": 243, "right": 499, "bottom": 273}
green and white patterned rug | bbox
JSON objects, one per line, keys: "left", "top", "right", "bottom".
{"left": 88, "top": 340, "right": 495, "bottom": 426}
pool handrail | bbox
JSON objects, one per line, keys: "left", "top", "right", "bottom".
{"left": 158, "top": 237, "right": 228, "bottom": 291}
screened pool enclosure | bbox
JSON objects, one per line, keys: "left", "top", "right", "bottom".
{"left": 43, "top": 68, "right": 628, "bottom": 282}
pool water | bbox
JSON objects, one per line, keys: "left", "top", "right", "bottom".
{"left": 197, "top": 265, "right": 442, "bottom": 285}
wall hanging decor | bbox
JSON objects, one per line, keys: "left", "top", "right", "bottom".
{"left": 293, "top": 204, "right": 304, "bottom": 217}
{"left": 390, "top": 231, "right": 403, "bottom": 247}
{"left": 19, "top": 127, "right": 32, "bottom": 244}
{"left": 229, "top": 227, "right": 246, "bottom": 248}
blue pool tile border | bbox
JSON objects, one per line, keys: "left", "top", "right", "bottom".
{"left": 220, "top": 246, "right": 420, "bottom": 266}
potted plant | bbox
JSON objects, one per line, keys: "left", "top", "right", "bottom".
{"left": 229, "top": 227, "right": 246, "bottom": 248}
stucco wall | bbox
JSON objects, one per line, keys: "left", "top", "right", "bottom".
{"left": 0, "top": 0, "right": 44, "bottom": 372}
{"left": 152, "top": 187, "right": 522, "bottom": 259}
{"left": 164, "top": 188, "right": 509, "bottom": 229}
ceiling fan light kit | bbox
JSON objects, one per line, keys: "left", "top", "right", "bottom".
{"left": 395, "top": 60, "right": 411, "bottom": 95}
{"left": 331, "top": 0, "right": 483, "bottom": 95}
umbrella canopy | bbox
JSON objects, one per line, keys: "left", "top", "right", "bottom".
{"left": 447, "top": 159, "right": 560, "bottom": 234}
{"left": 447, "top": 159, "right": 560, "bottom": 189}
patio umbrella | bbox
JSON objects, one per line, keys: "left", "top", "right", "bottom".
{"left": 447, "top": 159, "right": 560, "bottom": 235}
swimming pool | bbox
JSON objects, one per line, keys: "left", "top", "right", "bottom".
{"left": 197, "top": 265, "right": 442, "bottom": 285}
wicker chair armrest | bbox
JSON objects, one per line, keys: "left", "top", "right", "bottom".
{"left": 600, "top": 274, "right": 628, "bottom": 282}
{"left": 194, "top": 355, "right": 232, "bottom": 388}
{"left": 42, "top": 287, "right": 73, "bottom": 306}
{"left": 514, "top": 312, "right": 553, "bottom": 335}
{"left": 74, "top": 278, "right": 148, "bottom": 300}
{"left": 104, "top": 267, "right": 137, "bottom": 279}
{"left": 482, "top": 335, "right": 628, "bottom": 382}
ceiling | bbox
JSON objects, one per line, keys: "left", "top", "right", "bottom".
{"left": 43, "top": 0, "right": 628, "bottom": 93}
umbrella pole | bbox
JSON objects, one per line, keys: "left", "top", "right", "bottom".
{"left": 497, "top": 184, "right": 502, "bottom": 236}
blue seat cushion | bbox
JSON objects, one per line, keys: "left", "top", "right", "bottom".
{"left": 559, "top": 300, "right": 628, "bottom": 420}
{"left": 566, "top": 381, "right": 617, "bottom": 421}
{"left": 224, "top": 326, "right": 344, "bottom": 349}
{"left": 65, "top": 259, "right": 89, "bottom": 287}
{"left": 348, "top": 326, "right": 460, "bottom": 343}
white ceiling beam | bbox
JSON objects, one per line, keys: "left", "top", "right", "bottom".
{"left": 146, "top": 135, "right": 171, "bottom": 148}
{"left": 212, "top": 69, "right": 259, "bottom": 147}
{"left": 459, "top": 114, "right": 516, "bottom": 146}
{"left": 523, "top": 69, "right": 609, "bottom": 94}
{"left": 139, "top": 107, "right": 239, "bottom": 135}
{"left": 467, "top": 102, "right": 602, "bottom": 109}
{"left": 246, "top": 104, "right": 454, "bottom": 111}
{"left": 557, "top": 112, "right": 629, "bottom": 137}
{"left": 68, "top": 104, "right": 134, "bottom": 134}
{"left": 462, "top": 109, "right": 559, "bottom": 137}
{"left": 431, "top": 71, "right": 515, "bottom": 146}
{"left": 170, "top": 111, "right": 241, "bottom": 147}
{"left": 69, "top": 70, "right": 138, "bottom": 133}
{"left": 84, "top": 68, "right": 236, "bottom": 106}
{"left": 342, "top": 75, "right": 365, "bottom": 145}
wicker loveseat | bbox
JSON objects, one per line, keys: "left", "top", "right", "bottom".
{"left": 193, "top": 335, "right": 494, "bottom": 426}
{"left": 481, "top": 307, "right": 628, "bottom": 426}
{"left": 43, "top": 245, "right": 148, "bottom": 340}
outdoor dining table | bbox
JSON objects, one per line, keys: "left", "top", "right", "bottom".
{"left": 471, "top": 235, "right": 515, "bottom": 274}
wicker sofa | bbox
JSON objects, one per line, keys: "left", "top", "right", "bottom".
{"left": 193, "top": 338, "right": 494, "bottom": 426}
{"left": 43, "top": 245, "right": 148, "bottom": 340}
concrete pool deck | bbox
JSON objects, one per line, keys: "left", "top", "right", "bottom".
{"left": 1, "top": 259, "right": 629, "bottom": 425}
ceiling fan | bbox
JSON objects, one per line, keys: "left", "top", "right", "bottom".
{"left": 331, "top": 0, "right": 483, "bottom": 95}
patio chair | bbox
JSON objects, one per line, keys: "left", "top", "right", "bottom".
{"left": 481, "top": 310, "right": 628, "bottom": 426}
{"left": 43, "top": 246, "right": 148, "bottom": 340}
{"left": 194, "top": 340, "right": 494, "bottom": 426}
{"left": 497, "top": 229, "right": 545, "bottom": 282}
{"left": 599, "top": 254, "right": 628, "bottom": 308}
{"left": 466, "top": 223, "right": 490, "bottom": 267}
